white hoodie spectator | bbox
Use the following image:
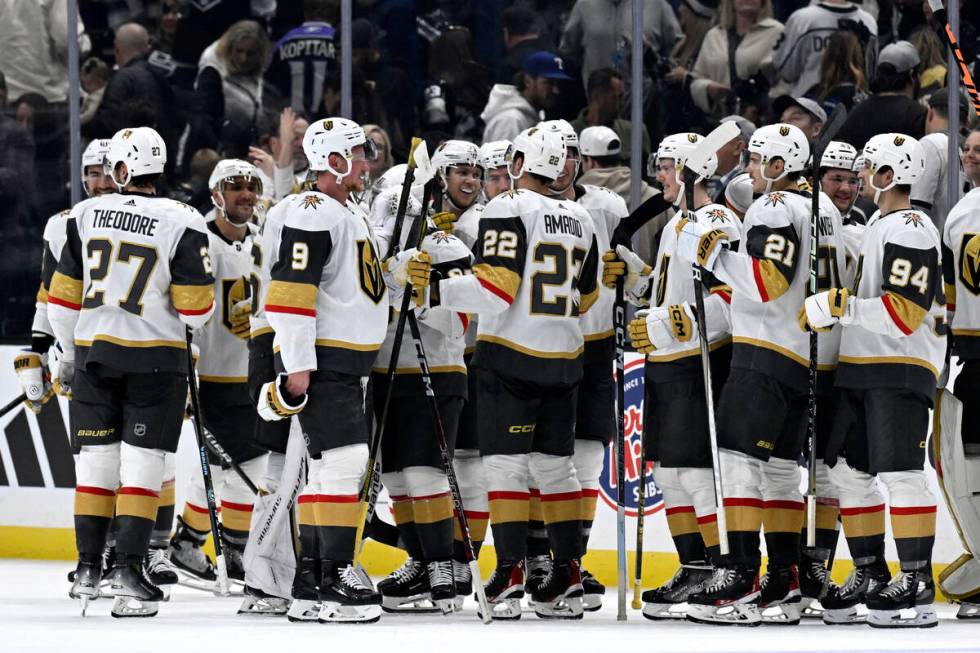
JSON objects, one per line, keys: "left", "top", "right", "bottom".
{"left": 481, "top": 51, "right": 572, "bottom": 143}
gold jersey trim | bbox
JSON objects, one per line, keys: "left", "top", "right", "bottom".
{"left": 646, "top": 336, "right": 732, "bottom": 362}
{"left": 477, "top": 334, "right": 584, "bottom": 360}
{"left": 838, "top": 355, "right": 938, "bottom": 377}
{"left": 732, "top": 336, "right": 808, "bottom": 367}
{"left": 76, "top": 334, "right": 186, "bottom": 349}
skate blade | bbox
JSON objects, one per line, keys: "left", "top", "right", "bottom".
{"left": 867, "top": 605, "right": 938, "bottom": 629}
{"left": 478, "top": 598, "right": 523, "bottom": 621}
{"left": 110, "top": 596, "right": 159, "bottom": 618}
{"left": 160, "top": 586, "right": 171, "bottom": 602}
{"left": 381, "top": 594, "right": 442, "bottom": 614}
{"left": 453, "top": 596, "right": 465, "bottom": 612}
{"left": 238, "top": 595, "right": 290, "bottom": 616}
{"left": 318, "top": 602, "right": 382, "bottom": 623}
{"left": 583, "top": 593, "right": 603, "bottom": 612}
{"left": 435, "top": 598, "right": 455, "bottom": 615}
{"left": 759, "top": 601, "right": 801, "bottom": 625}
{"left": 175, "top": 570, "right": 243, "bottom": 596}
{"left": 80, "top": 595, "right": 89, "bottom": 617}
{"left": 799, "top": 597, "right": 824, "bottom": 619}
{"left": 642, "top": 602, "right": 689, "bottom": 620}
{"left": 822, "top": 606, "right": 867, "bottom": 625}
{"left": 286, "top": 599, "right": 321, "bottom": 622}
{"left": 686, "top": 602, "right": 761, "bottom": 626}
{"left": 534, "top": 596, "right": 584, "bottom": 620}
{"left": 956, "top": 602, "right": 980, "bottom": 619}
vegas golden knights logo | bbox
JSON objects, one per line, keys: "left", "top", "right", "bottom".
{"left": 687, "top": 133, "right": 698, "bottom": 143}
{"left": 779, "top": 125, "right": 790, "bottom": 136}
{"left": 960, "top": 233, "right": 980, "bottom": 295}
{"left": 655, "top": 254, "right": 670, "bottom": 306}
{"left": 894, "top": 135, "right": 906, "bottom": 146}
{"left": 357, "top": 239, "right": 385, "bottom": 304}
{"left": 222, "top": 277, "right": 250, "bottom": 338}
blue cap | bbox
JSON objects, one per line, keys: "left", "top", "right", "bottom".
{"left": 522, "top": 51, "right": 573, "bottom": 80}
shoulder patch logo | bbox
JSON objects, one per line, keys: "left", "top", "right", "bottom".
{"left": 706, "top": 208, "right": 729, "bottom": 223}
{"left": 894, "top": 135, "right": 906, "bottom": 146}
{"left": 960, "top": 233, "right": 980, "bottom": 295}
{"left": 302, "top": 195, "right": 324, "bottom": 210}
{"left": 764, "top": 192, "right": 786, "bottom": 207}
{"left": 903, "top": 211, "right": 923, "bottom": 227}
{"left": 430, "top": 231, "right": 452, "bottom": 244}
{"left": 357, "top": 239, "right": 386, "bottom": 304}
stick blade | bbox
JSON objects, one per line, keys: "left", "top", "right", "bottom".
{"left": 412, "top": 142, "right": 434, "bottom": 187}
{"left": 685, "top": 121, "right": 741, "bottom": 176}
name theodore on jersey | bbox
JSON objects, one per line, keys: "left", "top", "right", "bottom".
{"left": 545, "top": 213, "right": 583, "bottom": 237}
{"left": 92, "top": 208, "right": 159, "bottom": 237}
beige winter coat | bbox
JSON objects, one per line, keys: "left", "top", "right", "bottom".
{"left": 689, "top": 18, "right": 784, "bottom": 115}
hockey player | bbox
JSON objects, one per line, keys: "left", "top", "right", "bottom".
{"left": 48, "top": 126, "right": 215, "bottom": 617}
{"left": 938, "top": 179, "right": 980, "bottom": 618}
{"left": 169, "top": 160, "right": 267, "bottom": 589}
{"left": 372, "top": 200, "right": 474, "bottom": 614}
{"left": 804, "top": 134, "right": 944, "bottom": 628}
{"left": 258, "top": 117, "right": 429, "bottom": 623}
{"left": 423, "top": 126, "right": 600, "bottom": 620}
{"left": 607, "top": 133, "right": 741, "bottom": 620}
{"left": 819, "top": 142, "right": 862, "bottom": 223}
{"left": 428, "top": 140, "right": 485, "bottom": 247}
{"left": 480, "top": 140, "right": 513, "bottom": 202}
{"left": 674, "top": 123, "right": 844, "bottom": 626}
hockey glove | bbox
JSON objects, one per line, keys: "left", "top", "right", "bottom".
{"left": 431, "top": 211, "right": 458, "bottom": 234}
{"left": 13, "top": 350, "right": 54, "bottom": 414}
{"left": 229, "top": 295, "right": 253, "bottom": 340}
{"left": 802, "top": 288, "right": 851, "bottom": 331}
{"left": 675, "top": 218, "right": 729, "bottom": 271}
{"left": 602, "top": 245, "right": 652, "bottom": 300}
{"left": 257, "top": 373, "right": 308, "bottom": 422}
{"left": 54, "top": 358, "right": 75, "bottom": 400}
{"left": 384, "top": 248, "right": 432, "bottom": 305}
{"left": 628, "top": 304, "right": 698, "bottom": 354}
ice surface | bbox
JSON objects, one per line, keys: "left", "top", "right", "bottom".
{"left": 2, "top": 560, "right": 979, "bottom": 653}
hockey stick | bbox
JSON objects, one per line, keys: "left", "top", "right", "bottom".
{"left": 352, "top": 179, "right": 437, "bottom": 566}
{"left": 613, "top": 277, "right": 629, "bottom": 621}
{"left": 680, "top": 121, "right": 743, "bottom": 557}
{"left": 0, "top": 393, "right": 27, "bottom": 420}
{"left": 184, "top": 328, "right": 230, "bottom": 596}
{"left": 928, "top": 0, "right": 980, "bottom": 118}
{"left": 805, "top": 105, "right": 847, "bottom": 549}
{"left": 403, "top": 309, "right": 492, "bottom": 623}
{"left": 191, "top": 416, "right": 260, "bottom": 495}
{"left": 632, "top": 453, "right": 647, "bottom": 610}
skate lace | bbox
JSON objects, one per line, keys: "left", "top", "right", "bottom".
{"left": 807, "top": 559, "right": 828, "bottom": 584}
{"left": 147, "top": 548, "right": 176, "bottom": 573}
{"left": 662, "top": 566, "right": 687, "bottom": 591}
{"left": 341, "top": 564, "right": 371, "bottom": 590}
{"left": 704, "top": 567, "right": 735, "bottom": 593}
{"left": 429, "top": 561, "right": 454, "bottom": 587}
{"left": 878, "top": 572, "right": 913, "bottom": 598}
{"left": 389, "top": 558, "right": 421, "bottom": 582}
{"left": 840, "top": 566, "right": 867, "bottom": 594}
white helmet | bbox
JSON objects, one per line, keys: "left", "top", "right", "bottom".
{"left": 479, "top": 140, "right": 512, "bottom": 170}
{"left": 748, "top": 123, "right": 810, "bottom": 190}
{"left": 432, "top": 140, "right": 482, "bottom": 178}
{"left": 658, "top": 132, "right": 718, "bottom": 179}
{"left": 209, "top": 158, "right": 263, "bottom": 216}
{"left": 106, "top": 127, "right": 167, "bottom": 188}
{"left": 820, "top": 141, "right": 857, "bottom": 171}
{"left": 538, "top": 119, "right": 579, "bottom": 153}
{"left": 303, "top": 117, "right": 376, "bottom": 183}
{"left": 372, "top": 163, "right": 409, "bottom": 195}
{"left": 81, "top": 139, "right": 112, "bottom": 196}
{"left": 509, "top": 126, "right": 566, "bottom": 182}
{"left": 861, "top": 133, "right": 925, "bottom": 200}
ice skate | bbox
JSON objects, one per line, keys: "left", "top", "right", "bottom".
{"left": 821, "top": 563, "right": 890, "bottom": 625}
{"left": 287, "top": 556, "right": 321, "bottom": 623}
{"left": 107, "top": 560, "right": 162, "bottom": 618}
{"left": 581, "top": 568, "right": 605, "bottom": 611}
{"left": 478, "top": 559, "right": 525, "bottom": 621}
{"left": 799, "top": 557, "right": 831, "bottom": 619}
{"left": 169, "top": 516, "right": 218, "bottom": 591}
{"left": 642, "top": 564, "right": 713, "bottom": 620}
{"left": 954, "top": 591, "right": 980, "bottom": 619}
{"left": 758, "top": 565, "right": 802, "bottom": 625}
{"left": 379, "top": 557, "right": 440, "bottom": 613}
{"left": 221, "top": 527, "right": 248, "bottom": 585}
{"left": 452, "top": 560, "right": 471, "bottom": 611}
{"left": 531, "top": 559, "right": 584, "bottom": 620}
{"left": 238, "top": 585, "right": 290, "bottom": 616}
{"left": 686, "top": 565, "right": 761, "bottom": 626}
{"left": 866, "top": 571, "right": 938, "bottom": 629}
{"left": 317, "top": 562, "right": 382, "bottom": 624}
{"left": 427, "top": 560, "right": 456, "bottom": 615}
{"left": 524, "top": 555, "right": 551, "bottom": 607}
{"left": 69, "top": 560, "right": 102, "bottom": 617}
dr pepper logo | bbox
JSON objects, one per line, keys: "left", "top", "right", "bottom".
{"left": 599, "top": 357, "right": 663, "bottom": 517}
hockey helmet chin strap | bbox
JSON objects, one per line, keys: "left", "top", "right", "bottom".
{"left": 759, "top": 155, "right": 790, "bottom": 194}
{"left": 108, "top": 162, "right": 131, "bottom": 191}
{"left": 867, "top": 166, "right": 897, "bottom": 205}
{"left": 670, "top": 160, "right": 706, "bottom": 208}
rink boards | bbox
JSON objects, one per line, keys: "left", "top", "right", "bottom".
{"left": 0, "top": 344, "right": 967, "bottom": 592}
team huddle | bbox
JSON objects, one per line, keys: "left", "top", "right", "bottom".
{"left": 12, "top": 109, "right": 980, "bottom": 629}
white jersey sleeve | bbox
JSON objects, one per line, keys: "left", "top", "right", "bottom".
{"left": 578, "top": 185, "right": 629, "bottom": 343}
{"left": 32, "top": 209, "right": 72, "bottom": 338}
{"left": 943, "top": 188, "right": 980, "bottom": 359}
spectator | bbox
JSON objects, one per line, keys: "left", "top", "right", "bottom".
{"left": 172, "top": 147, "right": 221, "bottom": 214}
{"left": 909, "top": 26, "right": 947, "bottom": 100}
{"left": 911, "top": 87, "right": 969, "bottom": 233}
{"left": 688, "top": 0, "right": 784, "bottom": 120}
{"left": 481, "top": 51, "right": 571, "bottom": 143}
{"left": 773, "top": 0, "right": 876, "bottom": 98}
{"left": 560, "top": 0, "right": 682, "bottom": 90}
{"left": 659, "top": 0, "right": 719, "bottom": 134}
{"left": 837, "top": 40, "right": 927, "bottom": 150}
{"left": 426, "top": 25, "right": 491, "bottom": 143}
{"left": 667, "top": 0, "right": 718, "bottom": 75}
{"left": 578, "top": 125, "right": 669, "bottom": 263}
{"left": 964, "top": 128, "right": 980, "bottom": 189}
{"left": 808, "top": 30, "right": 869, "bottom": 115}
{"left": 496, "top": 5, "right": 551, "bottom": 84}
{"left": 249, "top": 107, "right": 310, "bottom": 200}
{"left": 170, "top": 0, "right": 258, "bottom": 78}
{"left": 0, "top": 70, "right": 36, "bottom": 240}
{"left": 771, "top": 95, "right": 826, "bottom": 139}
{"left": 155, "top": 0, "right": 183, "bottom": 55}
{"left": 709, "top": 114, "right": 756, "bottom": 203}
{"left": 364, "top": 124, "right": 394, "bottom": 185}
{"left": 570, "top": 68, "right": 651, "bottom": 165}
{"left": 80, "top": 57, "right": 111, "bottom": 125}
{"left": 266, "top": 0, "right": 338, "bottom": 117}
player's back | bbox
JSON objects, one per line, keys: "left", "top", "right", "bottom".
{"left": 58, "top": 192, "right": 213, "bottom": 373}
{"left": 474, "top": 189, "right": 599, "bottom": 386}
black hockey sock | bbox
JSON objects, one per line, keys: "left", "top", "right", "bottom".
{"left": 114, "top": 487, "right": 159, "bottom": 557}
{"left": 74, "top": 486, "right": 116, "bottom": 558}
{"left": 666, "top": 506, "right": 708, "bottom": 564}
{"left": 414, "top": 493, "right": 454, "bottom": 561}
{"left": 150, "top": 479, "right": 175, "bottom": 548}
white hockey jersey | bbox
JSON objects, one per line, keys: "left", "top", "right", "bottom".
{"left": 196, "top": 222, "right": 256, "bottom": 383}
{"left": 713, "top": 189, "right": 845, "bottom": 391}
{"left": 435, "top": 188, "right": 600, "bottom": 386}
{"left": 264, "top": 190, "right": 389, "bottom": 376}
{"left": 837, "top": 208, "right": 945, "bottom": 399}
{"left": 773, "top": 2, "right": 877, "bottom": 97}
{"left": 48, "top": 192, "right": 215, "bottom": 373}
{"left": 644, "top": 204, "right": 742, "bottom": 380}
{"left": 453, "top": 203, "right": 486, "bottom": 251}
{"left": 943, "top": 187, "right": 980, "bottom": 360}
{"left": 369, "top": 184, "right": 424, "bottom": 258}
{"left": 249, "top": 197, "right": 288, "bottom": 339}
{"left": 577, "top": 184, "right": 629, "bottom": 359}
{"left": 32, "top": 209, "right": 72, "bottom": 338}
